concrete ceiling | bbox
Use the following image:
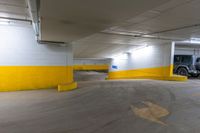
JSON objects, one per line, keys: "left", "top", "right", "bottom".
{"left": 0, "top": 0, "right": 29, "bottom": 20}
{"left": 38, "top": 0, "right": 200, "bottom": 58}
{"left": 73, "top": 33, "right": 168, "bottom": 58}
{"left": 2, "top": 0, "right": 200, "bottom": 58}
{"left": 40, "top": 0, "right": 169, "bottom": 43}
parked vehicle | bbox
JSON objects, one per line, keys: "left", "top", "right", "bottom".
{"left": 174, "top": 55, "right": 200, "bottom": 77}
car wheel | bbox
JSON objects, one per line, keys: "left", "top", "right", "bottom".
{"left": 177, "top": 68, "right": 189, "bottom": 76}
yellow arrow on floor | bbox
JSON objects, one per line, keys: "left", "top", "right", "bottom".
{"left": 131, "top": 101, "right": 169, "bottom": 126}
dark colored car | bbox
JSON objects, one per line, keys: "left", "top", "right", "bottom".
{"left": 174, "top": 55, "right": 200, "bottom": 77}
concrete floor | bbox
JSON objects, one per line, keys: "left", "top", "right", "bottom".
{"left": 1, "top": 79, "right": 200, "bottom": 133}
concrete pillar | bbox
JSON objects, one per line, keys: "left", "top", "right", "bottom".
{"left": 0, "top": 25, "right": 77, "bottom": 92}
{"left": 108, "top": 43, "right": 186, "bottom": 81}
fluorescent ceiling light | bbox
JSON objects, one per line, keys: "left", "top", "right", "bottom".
{"left": 191, "top": 38, "right": 200, "bottom": 40}
{"left": 110, "top": 43, "right": 148, "bottom": 59}
{"left": 0, "top": 21, "right": 9, "bottom": 25}
{"left": 177, "top": 38, "right": 200, "bottom": 44}
{"left": 190, "top": 38, "right": 200, "bottom": 44}
{"left": 111, "top": 52, "right": 129, "bottom": 60}
{"left": 127, "top": 43, "right": 148, "bottom": 53}
{"left": 0, "top": 18, "right": 10, "bottom": 25}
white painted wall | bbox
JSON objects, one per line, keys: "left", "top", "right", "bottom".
{"left": 109, "top": 43, "right": 173, "bottom": 72}
{"left": 74, "top": 58, "right": 110, "bottom": 65}
{"left": 0, "top": 24, "right": 73, "bottom": 66}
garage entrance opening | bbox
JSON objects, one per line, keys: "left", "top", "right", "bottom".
{"left": 74, "top": 70, "right": 108, "bottom": 82}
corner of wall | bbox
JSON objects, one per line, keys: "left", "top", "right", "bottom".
{"left": 107, "top": 43, "right": 187, "bottom": 82}
{"left": 57, "top": 82, "right": 77, "bottom": 92}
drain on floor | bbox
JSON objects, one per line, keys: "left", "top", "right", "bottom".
{"left": 131, "top": 101, "right": 169, "bottom": 126}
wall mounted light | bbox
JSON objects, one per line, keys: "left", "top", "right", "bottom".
{"left": 111, "top": 52, "right": 129, "bottom": 60}
{"left": 110, "top": 43, "right": 149, "bottom": 59}
{"left": 127, "top": 43, "right": 148, "bottom": 53}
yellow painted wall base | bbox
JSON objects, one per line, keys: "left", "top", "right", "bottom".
{"left": 107, "top": 75, "right": 187, "bottom": 81}
{"left": 58, "top": 82, "right": 77, "bottom": 92}
{"left": 108, "top": 65, "right": 187, "bottom": 81}
{"left": 0, "top": 66, "right": 74, "bottom": 92}
{"left": 165, "top": 75, "right": 187, "bottom": 81}
{"left": 73, "top": 65, "right": 109, "bottom": 71}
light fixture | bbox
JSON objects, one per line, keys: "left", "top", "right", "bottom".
{"left": 110, "top": 43, "right": 149, "bottom": 59}
{"left": 127, "top": 43, "right": 148, "bottom": 53}
{"left": 0, "top": 21, "right": 9, "bottom": 25}
{"left": 111, "top": 52, "right": 129, "bottom": 60}
{"left": 0, "top": 18, "right": 10, "bottom": 25}
{"left": 190, "top": 38, "right": 200, "bottom": 44}
{"left": 175, "top": 38, "right": 200, "bottom": 45}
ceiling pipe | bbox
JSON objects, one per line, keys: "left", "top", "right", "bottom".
{"left": 0, "top": 2, "right": 28, "bottom": 8}
{"left": 26, "top": 0, "right": 39, "bottom": 37}
{"left": 0, "top": 16, "right": 32, "bottom": 23}
{"left": 137, "top": 23, "right": 200, "bottom": 37}
{"left": 37, "top": 40, "right": 65, "bottom": 45}
{"left": 102, "top": 23, "right": 200, "bottom": 41}
{"left": 100, "top": 31, "right": 184, "bottom": 41}
{"left": 26, "top": 0, "right": 65, "bottom": 45}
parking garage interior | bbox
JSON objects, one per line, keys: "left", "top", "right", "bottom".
{"left": 1, "top": 0, "right": 200, "bottom": 132}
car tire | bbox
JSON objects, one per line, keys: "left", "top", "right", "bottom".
{"left": 177, "top": 67, "right": 189, "bottom": 76}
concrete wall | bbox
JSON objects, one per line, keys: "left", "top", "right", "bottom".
{"left": 108, "top": 43, "right": 186, "bottom": 81}
{"left": 109, "top": 44, "right": 172, "bottom": 72}
{"left": 175, "top": 47, "right": 200, "bottom": 56}
{"left": 73, "top": 58, "right": 110, "bottom": 70}
{"left": 0, "top": 24, "right": 75, "bottom": 91}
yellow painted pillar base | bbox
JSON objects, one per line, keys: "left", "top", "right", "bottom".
{"left": 58, "top": 82, "right": 77, "bottom": 92}
{"left": 163, "top": 75, "right": 187, "bottom": 81}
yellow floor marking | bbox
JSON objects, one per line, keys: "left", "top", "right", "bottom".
{"left": 131, "top": 101, "right": 169, "bottom": 126}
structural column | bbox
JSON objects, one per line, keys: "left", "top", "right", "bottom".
{"left": 0, "top": 25, "right": 77, "bottom": 92}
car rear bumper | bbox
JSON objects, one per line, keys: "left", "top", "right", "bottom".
{"left": 189, "top": 70, "right": 200, "bottom": 75}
